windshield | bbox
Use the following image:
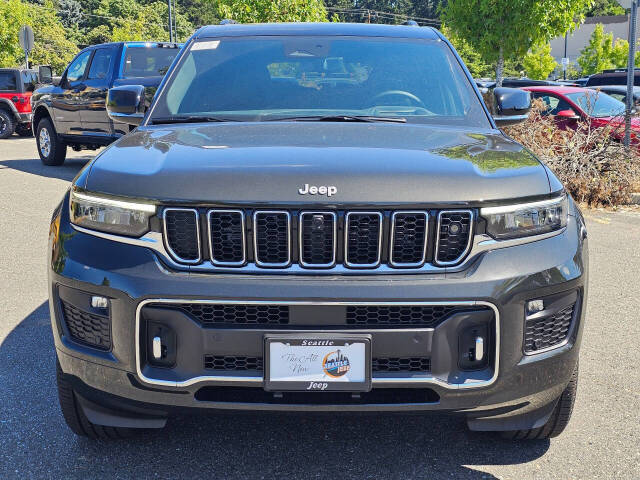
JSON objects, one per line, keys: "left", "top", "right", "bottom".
{"left": 150, "top": 36, "right": 489, "bottom": 127}
{"left": 566, "top": 91, "right": 626, "bottom": 118}
{"left": 122, "top": 46, "right": 179, "bottom": 78}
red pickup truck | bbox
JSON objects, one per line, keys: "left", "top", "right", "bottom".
{"left": 0, "top": 68, "right": 37, "bottom": 139}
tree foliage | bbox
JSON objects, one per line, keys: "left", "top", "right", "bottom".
{"left": 217, "top": 0, "right": 328, "bottom": 23}
{"left": 443, "top": 0, "right": 591, "bottom": 86}
{"left": 584, "top": 0, "right": 626, "bottom": 16}
{"left": 29, "top": 0, "right": 79, "bottom": 71}
{"left": 523, "top": 43, "right": 558, "bottom": 80}
{"left": 0, "top": 0, "right": 29, "bottom": 68}
{"left": 577, "top": 24, "right": 639, "bottom": 75}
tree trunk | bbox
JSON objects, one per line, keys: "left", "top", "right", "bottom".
{"left": 496, "top": 47, "right": 504, "bottom": 87}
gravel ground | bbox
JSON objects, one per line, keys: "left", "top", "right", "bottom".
{"left": 1, "top": 137, "right": 639, "bottom": 479}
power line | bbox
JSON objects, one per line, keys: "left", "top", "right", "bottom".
{"left": 324, "top": 7, "right": 441, "bottom": 26}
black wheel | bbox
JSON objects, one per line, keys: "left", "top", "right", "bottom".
{"left": 15, "top": 123, "right": 33, "bottom": 137}
{"left": 36, "top": 118, "right": 67, "bottom": 165}
{"left": 501, "top": 362, "right": 578, "bottom": 440}
{"left": 0, "top": 109, "right": 15, "bottom": 139}
{"left": 56, "top": 359, "right": 134, "bottom": 439}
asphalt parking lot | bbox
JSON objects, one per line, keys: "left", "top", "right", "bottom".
{"left": 0, "top": 136, "right": 639, "bottom": 479}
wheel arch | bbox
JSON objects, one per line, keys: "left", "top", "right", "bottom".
{"left": 0, "top": 98, "right": 19, "bottom": 119}
{"left": 33, "top": 104, "right": 54, "bottom": 131}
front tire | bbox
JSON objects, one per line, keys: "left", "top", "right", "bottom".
{"left": 501, "top": 362, "right": 579, "bottom": 440}
{"left": 56, "top": 359, "right": 134, "bottom": 439}
{"left": 0, "top": 109, "right": 15, "bottom": 139}
{"left": 36, "top": 118, "right": 66, "bottom": 165}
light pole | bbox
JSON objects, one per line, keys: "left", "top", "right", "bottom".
{"left": 620, "top": 0, "right": 638, "bottom": 147}
{"left": 167, "top": 0, "right": 174, "bottom": 42}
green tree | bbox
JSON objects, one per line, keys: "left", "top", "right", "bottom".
{"left": 443, "top": 0, "right": 591, "bottom": 86}
{"left": 0, "top": 0, "right": 29, "bottom": 67}
{"left": 441, "top": 25, "right": 493, "bottom": 78}
{"left": 86, "top": 0, "right": 194, "bottom": 42}
{"left": 577, "top": 24, "right": 615, "bottom": 75}
{"left": 523, "top": 43, "right": 558, "bottom": 80}
{"left": 584, "top": 0, "right": 625, "bottom": 16}
{"left": 217, "top": 0, "right": 328, "bottom": 23}
{"left": 29, "top": 0, "right": 79, "bottom": 72}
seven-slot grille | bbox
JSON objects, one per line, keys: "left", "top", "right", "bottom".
{"left": 300, "top": 212, "right": 336, "bottom": 267}
{"left": 208, "top": 210, "right": 245, "bottom": 265}
{"left": 254, "top": 211, "right": 291, "bottom": 267}
{"left": 162, "top": 208, "right": 475, "bottom": 270}
{"left": 435, "top": 210, "right": 473, "bottom": 265}
{"left": 390, "top": 212, "right": 428, "bottom": 266}
{"left": 345, "top": 212, "right": 382, "bottom": 267}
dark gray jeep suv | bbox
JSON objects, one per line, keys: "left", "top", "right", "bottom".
{"left": 49, "top": 23, "right": 588, "bottom": 440}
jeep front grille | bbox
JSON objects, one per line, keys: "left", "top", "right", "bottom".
{"left": 208, "top": 210, "right": 245, "bottom": 266}
{"left": 345, "top": 212, "right": 382, "bottom": 267}
{"left": 390, "top": 212, "right": 428, "bottom": 266}
{"left": 435, "top": 210, "right": 473, "bottom": 265}
{"left": 163, "top": 208, "right": 201, "bottom": 263}
{"left": 254, "top": 211, "right": 290, "bottom": 267}
{"left": 300, "top": 212, "right": 336, "bottom": 267}
{"left": 161, "top": 207, "right": 475, "bottom": 271}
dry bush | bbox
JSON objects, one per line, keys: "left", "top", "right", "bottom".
{"left": 504, "top": 100, "right": 640, "bottom": 206}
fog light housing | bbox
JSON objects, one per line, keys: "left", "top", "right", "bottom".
{"left": 91, "top": 296, "right": 109, "bottom": 309}
{"left": 527, "top": 299, "right": 545, "bottom": 314}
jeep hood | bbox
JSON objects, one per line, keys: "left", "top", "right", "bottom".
{"left": 85, "top": 122, "right": 553, "bottom": 203}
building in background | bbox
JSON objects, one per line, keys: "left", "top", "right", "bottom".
{"left": 550, "top": 14, "right": 633, "bottom": 66}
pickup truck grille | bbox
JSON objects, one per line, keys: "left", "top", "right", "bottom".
{"left": 162, "top": 207, "right": 475, "bottom": 271}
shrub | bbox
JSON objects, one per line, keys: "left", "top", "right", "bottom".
{"left": 504, "top": 101, "right": 640, "bottom": 206}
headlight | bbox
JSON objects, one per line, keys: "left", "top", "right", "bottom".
{"left": 69, "top": 189, "right": 156, "bottom": 237}
{"left": 481, "top": 195, "right": 568, "bottom": 240}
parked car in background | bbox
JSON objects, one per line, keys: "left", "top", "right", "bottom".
{"left": 0, "top": 68, "right": 38, "bottom": 139}
{"left": 522, "top": 86, "right": 639, "bottom": 142}
{"left": 585, "top": 68, "right": 640, "bottom": 87}
{"left": 586, "top": 85, "right": 640, "bottom": 108}
{"left": 31, "top": 41, "right": 181, "bottom": 165}
{"left": 573, "top": 77, "right": 591, "bottom": 87}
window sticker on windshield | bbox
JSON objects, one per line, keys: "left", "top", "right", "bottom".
{"left": 192, "top": 41, "right": 220, "bottom": 51}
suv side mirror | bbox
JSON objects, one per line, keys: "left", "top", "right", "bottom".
{"left": 556, "top": 109, "right": 580, "bottom": 121}
{"left": 107, "top": 85, "right": 146, "bottom": 126}
{"left": 492, "top": 87, "right": 531, "bottom": 127}
{"left": 38, "top": 65, "right": 53, "bottom": 84}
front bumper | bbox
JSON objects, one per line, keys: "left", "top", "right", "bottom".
{"left": 49, "top": 196, "right": 588, "bottom": 430}
{"left": 16, "top": 112, "right": 32, "bottom": 124}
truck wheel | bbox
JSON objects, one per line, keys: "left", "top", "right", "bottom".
{"left": 36, "top": 118, "right": 67, "bottom": 165}
{"left": 0, "top": 110, "right": 15, "bottom": 139}
{"left": 15, "top": 123, "right": 33, "bottom": 137}
{"left": 56, "top": 359, "right": 134, "bottom": 439}
{"left": 501, "top": 363, "right": 578, "bottom": 440}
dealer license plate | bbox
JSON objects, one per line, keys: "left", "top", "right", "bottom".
{"left": 264, "top": 334, "right": 372, "bottom": 392}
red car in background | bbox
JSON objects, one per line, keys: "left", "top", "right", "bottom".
{"left": 0, "top": 68, "right": 37, "bottom": 139}
{"left": 521, "top": 86, "right": 640, "bottom": 143}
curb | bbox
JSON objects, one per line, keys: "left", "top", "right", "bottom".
{"left": 632, "top": 193, "right": 640, "bottom": 205}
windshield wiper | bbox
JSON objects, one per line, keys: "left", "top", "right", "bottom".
{"left": 150, "top": 115, "right": 239, "bottom": 125}
{"left": 268, "top": 115, "right": 407, "bottom": 124}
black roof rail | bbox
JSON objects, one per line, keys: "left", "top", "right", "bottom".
{"left": 403, "top": 20, "right": 419, "bottom": 26}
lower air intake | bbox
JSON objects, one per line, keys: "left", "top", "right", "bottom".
{"left": 524, "top": 303, "right": 575, "bottom": 353}
{"left": 61, "top": 301, "right": 111, "bottom": 350}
